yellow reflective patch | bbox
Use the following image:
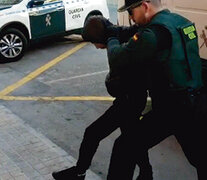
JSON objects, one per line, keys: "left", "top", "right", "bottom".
{"left": 188, "top": 32, "right": 196, "bottom": 40}
{"left": 133, "top": 33, "right": 139, "bottom": 41}
{"left": 183, "top": 25, "right": 196, "bottom": 35}
{"left": 139, "top": 115, "right": 143, "bottom": 120}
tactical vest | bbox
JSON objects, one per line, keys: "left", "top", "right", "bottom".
{"left": 148, "top": 10, "right": 203, "bottom": 91}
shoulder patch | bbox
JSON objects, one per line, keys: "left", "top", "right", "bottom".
{"left": 133, "top": 33, "right": 139, "bottom": 41}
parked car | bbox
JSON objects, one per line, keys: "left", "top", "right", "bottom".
{"left": 0, "top": 0, "right": 109, "bottom": 63}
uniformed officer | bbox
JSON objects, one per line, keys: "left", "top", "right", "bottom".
{"left": 98, "top": 0, "right": 205, "bottom": 179}
{"left": 52, "top": 16, "right": 153, "bottom": 180}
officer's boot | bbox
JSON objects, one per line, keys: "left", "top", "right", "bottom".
{"left": 136, "top": 165, "right": 153, "bottom": 180}
{"left": 52, "top": 166, "right": 86, "bottom": 180}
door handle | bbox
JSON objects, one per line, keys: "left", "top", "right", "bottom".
{"left": 57, "top": 7, "right": 64, "bottom": 11}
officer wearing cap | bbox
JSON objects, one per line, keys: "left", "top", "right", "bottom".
{"left": 100, "top": 0, "right": 205, "bottom": 179}
{"left": 52, "top": 16, "right": 153, "bottom": 180}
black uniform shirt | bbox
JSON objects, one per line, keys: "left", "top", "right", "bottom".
{"left": 107, "top": 25, "right": 171, "bottom": 68}
{"left": 107, "top": 25, "right": 172, "bottom": 94}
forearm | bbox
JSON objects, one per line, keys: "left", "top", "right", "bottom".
{"left": 107, "top": 28, "right": 159, "bottom": 71}
{"left": 117, "top": 25, "right": 139, "bottom": 43}
{"left": 107, "top": 38, "right": 132, "bottom": 71}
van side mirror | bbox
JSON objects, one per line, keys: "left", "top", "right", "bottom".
{"left": 27, "top": 0, "right": 45, "bottom": 8}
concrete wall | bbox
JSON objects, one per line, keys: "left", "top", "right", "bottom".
{"left": 107, "top": 0, "right": 118, "bottom": 5}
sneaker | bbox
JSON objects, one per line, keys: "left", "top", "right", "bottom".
{"left": 136, "top": 166, "right": 153, "bottom": 180}
{"left": 52, "top": 166, "right": 86, "bottom": 180}
{"left": 136, "top": 173, "right": 153, "bottom": 180}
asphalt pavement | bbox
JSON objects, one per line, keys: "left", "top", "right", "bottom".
{"left": 0, "top": 104, "right": 102, "bottom": 180}
{"left": 0, "top": 102, "right": 198, "bottom": 180}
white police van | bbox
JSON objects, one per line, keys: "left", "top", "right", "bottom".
{"left": 0, "top": 0, "right": 109, "bottom": 62}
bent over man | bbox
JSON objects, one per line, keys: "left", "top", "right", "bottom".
{"left": 52, "top": 16, "right": 153, "bottom": 180}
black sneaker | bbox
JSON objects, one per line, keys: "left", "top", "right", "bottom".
{"left": 136, "top": 173, "right": 153, "bottom": 180}
{"left": 136, "top": 166, "right": 153, "bottom": 180}
{"left": 52, "top": 166, "right": 86, "bottom": 180}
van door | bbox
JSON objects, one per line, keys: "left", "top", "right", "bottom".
{"left": 28, "top": 0, "right": 65, "bottom": 39}
{"left": 64, "top": 0, "right": 86, "bottom": 31}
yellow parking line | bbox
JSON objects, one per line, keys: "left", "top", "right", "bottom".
{"left": 0, "top": 96, "right": 114, "bottom": 101}
{"left": 0, "top": 42, "right": 88, "bottom": 96}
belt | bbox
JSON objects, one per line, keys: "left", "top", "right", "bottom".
{"left": 186, "top": 88, "right": 201, "bottom": 96}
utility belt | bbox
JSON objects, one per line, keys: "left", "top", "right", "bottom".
{"left": 168, "top": 87, "right": 201, "bottom": 96}
{"left": 200, "top": 86, "right": 207, "bottom": 94}
{"left": 185, "top": 88, "right": 201, "bottom": 97}
{"left": 167, "top": 88, "right": 203, "bottom": 108}
{"left": 186, "top": 88, "right": 202, "bottom": 106}
{"left": 152, "top": 88, "right": 202, "bottom": 107}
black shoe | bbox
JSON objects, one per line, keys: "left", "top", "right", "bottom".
{"left": 136, "top": 173, "right": 153, "bottom": 180}
{"left": 136, "top": 166, "right": 153, "bottom": 180}
{"left": 52, "top": 166, "right": 86, "bottom": 180}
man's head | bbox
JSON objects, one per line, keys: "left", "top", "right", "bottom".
{"left": 82, "top": 15, "right": 112, "bottom": 44}
{"left": 118, "top": 0, "right": 162, "bottom": 25}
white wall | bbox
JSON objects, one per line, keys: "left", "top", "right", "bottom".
{"left": 107, "top": 0, "right": 118, "bottom": 5}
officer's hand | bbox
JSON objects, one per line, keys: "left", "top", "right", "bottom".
{"left": 94, "top": 16, "right": 119, "bottom": 41}
{"left": 99, "top": 16, "right": 113, "bottom": 28}
{"left": 106, "top": 25, "right": 120, "bottom": 39}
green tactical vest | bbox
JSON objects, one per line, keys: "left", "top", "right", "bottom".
{"left": 148, "top": 9, "right": 203, "bottom": 91}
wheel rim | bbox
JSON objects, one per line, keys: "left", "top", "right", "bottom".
{"left": 0, "top": 33, "right": 23, "bottom": 58}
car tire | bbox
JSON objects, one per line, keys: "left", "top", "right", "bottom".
{"left": 0, "top": 28, "right": 28, "bottom": 63}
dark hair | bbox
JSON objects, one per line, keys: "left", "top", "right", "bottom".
{"left": 82, "top": 15, "right": 107, "bottom": 43}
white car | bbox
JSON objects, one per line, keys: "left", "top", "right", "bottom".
{"left": 0, "top": 0, "right": 109, "bottom": 62}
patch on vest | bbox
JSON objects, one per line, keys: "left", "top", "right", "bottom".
{"left": 182, "top": 25, "right": 197, "bottom": 40}
{"left": 133, "top": 33, "right": 139, "bottom": 41}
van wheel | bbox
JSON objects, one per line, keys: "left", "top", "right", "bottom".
{"left": 0, "top": 28, "right": 28, "bottom": 63}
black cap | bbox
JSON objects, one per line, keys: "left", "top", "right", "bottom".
{"left": 118, "top": 0, "right": 143, "bottom": 12}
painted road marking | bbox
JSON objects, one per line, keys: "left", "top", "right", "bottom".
{"left": 0, "top": 96, "right": 114, "bottom": 101}
{"left": 45, "top": 70, "right": 108, "bottom": 84}
{"left": 0, "top": 96, "right": 151, "bottom": 102}
{"left": 0, "top": 42, "right": 113, "bottom": 102}
{"left": 0, "top": 42, "right": 87, "bottom": 96}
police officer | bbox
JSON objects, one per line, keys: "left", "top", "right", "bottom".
{"left": 52, "top": 16, "right": 153, "bottom": 180}
{"left": 98, "top": 0, "right": 205, "bottom": 179}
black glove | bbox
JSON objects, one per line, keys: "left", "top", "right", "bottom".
{"left": 106, "top": 25, "right": 120, "bottom": 40}
{"left": 105, "top": 73, "right": 126, "bottom": 97}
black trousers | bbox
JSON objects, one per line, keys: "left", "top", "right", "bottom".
{"left": 107, "top": 91, "right": 207, "bottom": 180}
{"left": 76, "top": 93, "right": 149, "bottom": 178}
